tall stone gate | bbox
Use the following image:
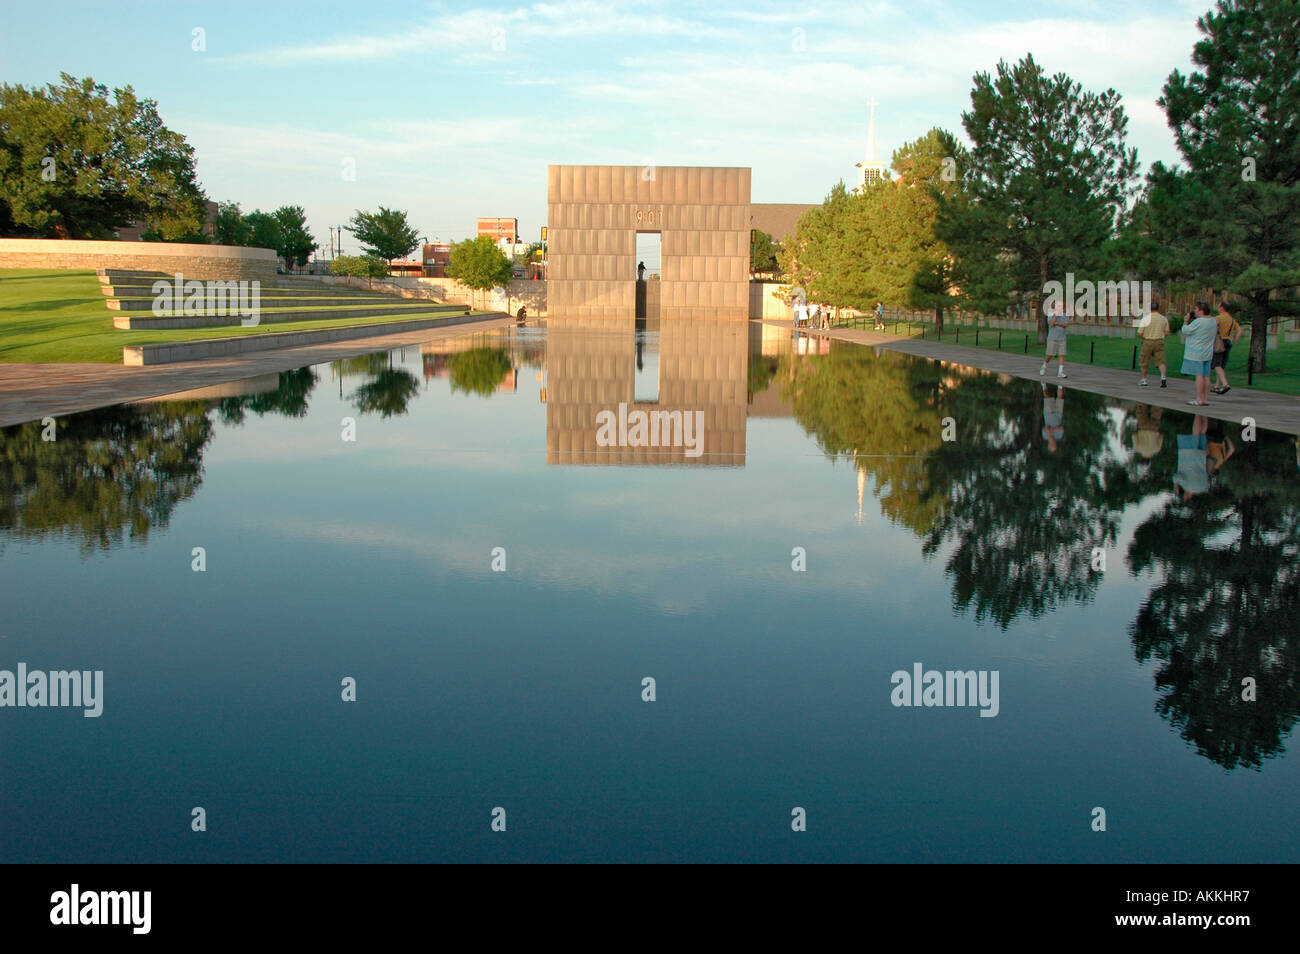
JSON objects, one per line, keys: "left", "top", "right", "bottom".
{"left": 546, "top": 165, "right": 751, "bottom": 320}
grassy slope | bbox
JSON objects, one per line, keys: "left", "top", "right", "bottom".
{"left": 0, "top": 269, "right": 476, "bottom": 364}
{"left": 839, "top": 316, "right": 1300, "bottom": 397}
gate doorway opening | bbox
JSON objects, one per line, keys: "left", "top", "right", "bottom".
{"left": 635, "top": 231, "right": 661, "bottom": 321}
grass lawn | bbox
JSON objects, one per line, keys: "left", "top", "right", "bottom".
{"left": 838, "top": 315, "right": 1300, "bottom": 397}
{"left": 0, "top": 269, "right": 479, "bottom": 364}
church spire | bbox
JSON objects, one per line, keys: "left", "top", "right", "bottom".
{"left": 854, "top": 97, "right": 887, "bottom": 194}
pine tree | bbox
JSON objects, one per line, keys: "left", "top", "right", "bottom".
{"left": 939, "top": 55, "right": 1139, "bottom": 341}
{"left": 1153, "top": 0, "right": 1300, "bottom": 373}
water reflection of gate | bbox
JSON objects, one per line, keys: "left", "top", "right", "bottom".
{"left": 544, "top": 318, "right": 747, "bottom": 465}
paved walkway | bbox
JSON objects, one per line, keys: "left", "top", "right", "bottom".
{"left": 769, "top": 319, "right": 1300, "bottom": 436}
{"left": 0, "top": 313, "right": 515, "bottom": 427}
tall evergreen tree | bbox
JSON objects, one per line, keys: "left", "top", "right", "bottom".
{"left": 878, "top": 127, "right": 967, "bottom": 333}
{"left": 273, "top": 205, "right": 315, "bottom": 271}
{"left": 939, "top": 55, "right": 1139, "bottom": 341}
{"left": 1150, "top": 0, "right": 1300, "bottom": 372}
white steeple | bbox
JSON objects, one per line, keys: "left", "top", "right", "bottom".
{"left": 854, "top": 97, "right": 887, "bottom": 193}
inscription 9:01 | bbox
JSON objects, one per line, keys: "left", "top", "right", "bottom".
{"left": 634, "top": 208, "right": 663, "bottom": 226}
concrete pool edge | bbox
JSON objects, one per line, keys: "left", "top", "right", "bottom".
{"left": 0, "top": 313, "right": 516, "bottom": 427}
{"left": 766, "top": 318, "right": 1300, "bottom": 437}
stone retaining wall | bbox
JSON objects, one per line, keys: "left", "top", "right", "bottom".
{"left": 123, "top": 312, "right": 504, "bottom": 365}
{"left": 0, "top": 239, "right": 277, "bottom": 281}
{"left": 293, "top": 274, "right": 547, "bottom": 315}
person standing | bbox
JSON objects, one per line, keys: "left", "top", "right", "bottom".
{"left": 1040, "top": 302, "right": 1070, "bottom": 378}
{"left": 637, "top": 261, "right": 646, "bottom": 281}
{"left": 809, "top": 301, "right": 821, "bottom": 329}
{"left": 874, "top": 301, "right": 885, "bottom": 331}
{"left": 1211, "top": 302, "right": 1243, "bottom": 394}
{"left": 1136, "top": 301, "right": 1171, "bottom": 387}
{"left": 1180, "top": 303, "right": 1219, "bottom": 406}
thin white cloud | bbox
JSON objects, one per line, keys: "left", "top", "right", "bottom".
{"left": 219, "top": 0, "right": 726, "bottom": 67}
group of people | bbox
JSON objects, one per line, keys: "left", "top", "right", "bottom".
{"left": 1041, "top": 299, "right": 1244, "bottom": 406}
{"left": 790, "top": 300, "right": 886, "bottom": 330}
{"left": 792, "top": 300, "right": 835, "bottom": 329}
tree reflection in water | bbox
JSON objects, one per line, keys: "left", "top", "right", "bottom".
{"left": 0, "top": 401, "right": 213, "bottom": 552}
{"left": 782, "top": 344, "right": 1132, "bottom": 628}
{"left": 1128, "top": 436, "right": 1300, "bottom": 770}
{"left": 0, "top": 368, "right": 319, "bottom": 552}
{"left": 775, "top": 341, "right": 1299, "bottom": 770}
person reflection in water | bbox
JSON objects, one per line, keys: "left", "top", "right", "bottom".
{"left": 1174, "top": 415, "right": 1212, "bottom": 500}
{"left": 1205, "top": 416, "right": 1235, "bottom": 478}
{"left": 1041, "top": 382, "right": 1065, "bottom": 452}
{"left": 1132, "top": 403, "right": 1164, "bottom": 461}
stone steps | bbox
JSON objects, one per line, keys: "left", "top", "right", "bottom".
{"left": 99, "top": 282, "right": 394, "bottom": 298}
{"left": 106, "top": 295, "right": 437, "bottom": 313}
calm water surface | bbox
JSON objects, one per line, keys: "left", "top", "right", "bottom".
{"left": 2, "top": 319, "right": 1297, "bottom": 862}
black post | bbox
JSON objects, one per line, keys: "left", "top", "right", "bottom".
{"left": 975, "top": 329, "right": 980, "bottom": 347}
{"left": 1131, "top": 345, "right": 1137, "bottom": 370}
{"left": 956, "top": 328, "right": 960, "bottom": 343}
{"left": 998, "top": 331, "right": 1002, "bottom": 350}
{"left": 1024, "top": 334, "right": 1029, "bottom": 354}
{"left": 1248, "top": 356, "right": 1254, "bottom": 386}
{"left": 1090, "top": 341, "right": 1095, "bottom": 364}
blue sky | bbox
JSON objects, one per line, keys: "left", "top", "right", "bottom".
{"left": 1, "top": 0, "right": 1208, "bottom": 253}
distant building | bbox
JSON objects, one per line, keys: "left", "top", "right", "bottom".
{"left": 422, "top": 242, "right": 451, "bottom": 277}
{"left": 750, "top": 204, "right": 815, "bottom": 243}
{"left": 477, "top": 217, "right": 519, "bottom": 249}
{"left": 387, "top": 260, "right": 423, "bottom": 278}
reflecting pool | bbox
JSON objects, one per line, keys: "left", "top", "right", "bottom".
{"left": 1, "top": 319, "right": 1297, "bottom": 862}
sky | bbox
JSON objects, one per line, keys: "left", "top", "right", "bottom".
{"left": 0, "top": 0, "right": 1211, "bottom": 254}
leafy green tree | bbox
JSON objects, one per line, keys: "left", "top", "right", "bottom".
{"left": 0, "top": 73, "right": 207, "bottom": 239}
{"left": 274, "top": 205, "right": 315, "bottom": 271}
{"left": 1143, "top": 0, "right": 1300, "bottom": 373}
{"left": 213, "top": 201, "right": 252, "bottom": 247}
{"left": 244, "top": 210, "right": 282, "bottom": 252}
{"left": 887, "top": 128, "right": 967, "bottom": 334}
{"left": 779, "top": 182, "right": 864, "bottom": 306}
{"left": 751, "top": 229, "right": 780, "bottom": 275}
{"left": 346, "top": 206, "right": 420, "bottom": 265}
{"left": 447, "top": 235, "right": 513, "bottom": 308}
{"left": 938, "top": 55, "right": 1139, "bottom": 341}
{"left": 329, "top": 254, "right": 389, "bottom": 287}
